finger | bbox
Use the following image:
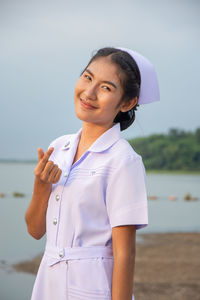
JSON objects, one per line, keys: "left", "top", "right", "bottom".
{"left": 40, "top": 162, "right": 57, "bottom": 182}
{"left": 37, "top": 148, "right": 44, "bottom": 161}
{"left": 42, "top": 160, "right": 55, "bottom": 175}
{"left": 36, "top": 147, "right": 54, "bottom": 171}
{"left": 45, "top": 147, "right": 54, "bottom": 160}
{"left": 52, "top": 169, "right": 62, "bottom": 184}
{"left": 46, "top": 165, "right": 60, "bottom": 183}
{"left": 42, "top": 147, "right": 54, "bottom": 163}
{"left": 35, "top": 148, "right": 54, "bottom": 177}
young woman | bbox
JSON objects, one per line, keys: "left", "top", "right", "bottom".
{"left": 25, "top": 47, "right": 160, "bottom": 300}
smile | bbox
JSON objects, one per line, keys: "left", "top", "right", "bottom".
{"left": 80, "top": 98, "right": 97, "bottom": 109}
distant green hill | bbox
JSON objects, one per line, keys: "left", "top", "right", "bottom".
{"left": 128, "top": 128, "right": 200, "bottom": 171}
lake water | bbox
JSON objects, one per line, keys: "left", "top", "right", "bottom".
{"left": 0, "top": 162, "right": 200, "bottom": 300}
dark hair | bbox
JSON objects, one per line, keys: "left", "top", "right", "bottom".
{"left": 84, "top": 47, "right": 141, "bottom": 131}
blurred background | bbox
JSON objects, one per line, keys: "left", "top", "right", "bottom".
{"left": 0, "top": 0, "right": 199, "bottom": 299}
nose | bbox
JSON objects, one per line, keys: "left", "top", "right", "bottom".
{"left": 84, "top": 83, "right": 97, "bottom": 100}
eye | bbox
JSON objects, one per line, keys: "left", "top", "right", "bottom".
{"left": 102, "top": 85, "right": 111, "bottom": 91}
{"left": 83, "top": 73, "right": 92, "bottom": 81}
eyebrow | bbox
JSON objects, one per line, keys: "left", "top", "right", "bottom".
{"left": 85, "top": 68, "right": 117, "bottom": 89}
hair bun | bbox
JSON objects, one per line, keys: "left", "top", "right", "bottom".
{"left": 114, "top": 104, "right": 139, "bottom": 131}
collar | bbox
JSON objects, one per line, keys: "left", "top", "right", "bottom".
{"left": 61, "top": 123, "right": 122, "bottom": 153}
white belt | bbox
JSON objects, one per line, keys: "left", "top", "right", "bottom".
{"left": 45, "top": 244, "right": 113, "bottom": 267}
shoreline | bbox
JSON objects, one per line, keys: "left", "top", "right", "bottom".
{"left": 12, "top": 232, "right": 200, "bottom": 299}
{"left": 146, "top": 169, "right": 200, "bottom": 175}
{"left": 1, "top": 161, "right": 200, "bottom": 174}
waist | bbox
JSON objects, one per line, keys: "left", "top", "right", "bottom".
{"left": 44, "top": 244, "right": 113, "bottom": 266}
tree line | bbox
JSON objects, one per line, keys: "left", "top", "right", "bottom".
{"left": 128, "top": 128, "right": 200, "bottom": 171}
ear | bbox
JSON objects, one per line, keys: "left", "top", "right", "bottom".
{"left": 120, "top": 97, "right": 138, "bottom": 113}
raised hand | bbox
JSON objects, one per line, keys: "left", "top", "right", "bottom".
{"left": 34, "top": 147, "right": 62, "bottom": 184}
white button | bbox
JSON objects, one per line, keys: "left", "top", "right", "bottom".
{"left": 59, "top": 250, "right": 64, "bottom": 258}
{"left": 64, "top": 172, "right": 68, "bottom": 177}
{"left": 53, "top": 218, "right": 57, "bottom": 225}
{"left": 55, "top": 195, "right": 60, "bottom": 201}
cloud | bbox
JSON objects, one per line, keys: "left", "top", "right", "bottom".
{"left": 1, "top": 0, "right": 199, "bottom": 60}
{"left": 0, "top": 0, "right": 200, "bottom": 158}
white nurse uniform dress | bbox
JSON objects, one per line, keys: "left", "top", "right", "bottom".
{"left": 31, "top": 122, "right": 148, "bottom": 300}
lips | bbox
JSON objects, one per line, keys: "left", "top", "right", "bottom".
{"left": 80, "top": 98, "right": 97, "bottom": 109}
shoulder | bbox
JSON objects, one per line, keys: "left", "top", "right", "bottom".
{"left": 111, "top": 137, "right": 143, "bottom": 164}
{"left": 106, "top": 138, "right": 147, "bottom": 188}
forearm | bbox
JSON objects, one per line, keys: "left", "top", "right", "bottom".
{"left": 25, "top": 178, "right": 52, "bottom": 239}
{"left": 112, "top": 253, "right": 135, "bottom": 300}
{"left": 25, "top": 147, "right": 62, "bottom": 239}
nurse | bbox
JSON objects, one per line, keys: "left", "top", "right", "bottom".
{"left": 25, "top": 47, "right": 160, "bottom": 300}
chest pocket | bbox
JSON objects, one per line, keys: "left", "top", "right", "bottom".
{"left": 66, "top": 166, "right": 115, "bottom": 186}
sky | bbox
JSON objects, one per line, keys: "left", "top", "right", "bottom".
{"left": 0, "top": 0, "right": 199, "bottom": 160}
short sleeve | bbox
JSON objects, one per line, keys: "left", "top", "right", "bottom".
{"left": 106, "top": 155, "right": 148, "bottom": 230}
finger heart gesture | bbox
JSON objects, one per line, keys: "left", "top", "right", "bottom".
{"left": 34, "top": 147, "right": 62, "bottom": 184}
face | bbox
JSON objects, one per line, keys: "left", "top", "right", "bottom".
{"left": 74, "top": 56, "right": 126, "bottom": 129}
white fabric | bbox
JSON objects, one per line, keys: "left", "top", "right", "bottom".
{"left": 116, "top": 47, "right": 160, "bottom": 105}
{"left": 31, "top": 123, "right": 148, "bottom": 299}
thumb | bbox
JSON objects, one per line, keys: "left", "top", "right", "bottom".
{"left": 37, "top": 148, "right": 44, "bottom": 161}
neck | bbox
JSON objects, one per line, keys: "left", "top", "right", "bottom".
{"left": 79, "top": 121, "right": 114, "bottom": 148}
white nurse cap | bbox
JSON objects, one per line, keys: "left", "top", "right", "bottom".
{"left": 116, "top": 47, "right": 160, "bottom": 105}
